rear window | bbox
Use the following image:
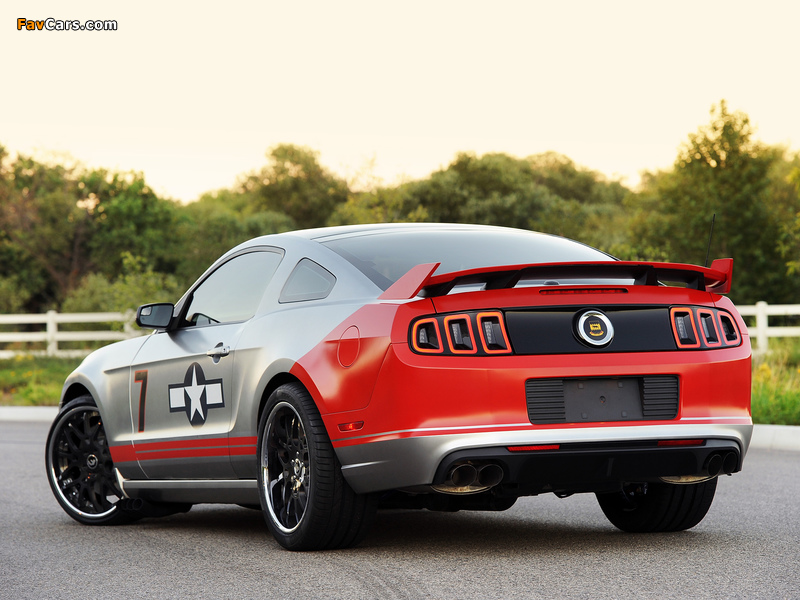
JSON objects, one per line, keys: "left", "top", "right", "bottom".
{"left": 321, "top": 229, "right": 612, "bottom": 291}
{"left": 279, "top": 259, "right": 336, "bottom": 303}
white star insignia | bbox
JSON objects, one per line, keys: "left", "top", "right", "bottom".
{"left": 186, "top": 365, "right": 206, "bottom": 421}
{"left": 167, "top": 362, "right": 225, "bottom": 425}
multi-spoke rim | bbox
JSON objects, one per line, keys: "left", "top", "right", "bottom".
{"left": 261, "top": 401, "right": 310, "bottom": 534}
{"left": 47, "top": 405, "right": 122, "bottom": 519}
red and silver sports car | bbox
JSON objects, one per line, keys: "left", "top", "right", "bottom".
{"left": 46, "top": 223, "right": 752, "bottom": 550}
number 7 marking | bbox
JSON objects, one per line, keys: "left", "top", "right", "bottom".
{"left": 135, "top": 370, "right": 148, "bottom": 433}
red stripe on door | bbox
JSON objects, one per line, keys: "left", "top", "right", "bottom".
{"left": 110, "top": 436, "right": 257, "bottom": 463}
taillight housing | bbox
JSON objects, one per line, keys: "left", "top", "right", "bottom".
{"left": 477, "top": 312, "right": 512, "bottom": 354}
{"left": 670, "top": 308, "right": 700, "bottom": 348}
{"left": 411, "top": 318, "right": 444, "bottom": 353}
{"left": 670, "top": 306, "right": 742, "bottom": 350}
{"left": 697, "top": 310, "right": 721, "bottom": 347}
{"left": 444, "top": 315, "right": 478, "bottom": 354}
{"left": 410, "top": 310, "right": 512, "bottom": 355}
{"left": 718, "top": 312, "right": 741, "bottom": 344}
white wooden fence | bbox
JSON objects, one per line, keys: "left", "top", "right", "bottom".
{"left": 736, "top": 302, "right": 800, "bottom": 355}
{"left": 0, "top": 310, "right": 142, "bottom": 359}
{"left": 0, "top": 303, "right": 798, "bottom": 359}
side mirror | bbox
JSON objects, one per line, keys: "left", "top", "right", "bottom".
{"left": 136, "top": 303, "right": 174, "bottom": 329}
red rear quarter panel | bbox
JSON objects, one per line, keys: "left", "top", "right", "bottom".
{"left": 291, "top": 301, "right": 434, "bottom": 415}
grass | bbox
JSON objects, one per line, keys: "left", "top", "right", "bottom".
{"left": 751, "top": 338, "right": 800, "bottom": 425}
{"left": 0, "top": 355, "right": 83, "bottom": 406}
{"left": 2, "top": 343, "right": 799, "bottom": 425}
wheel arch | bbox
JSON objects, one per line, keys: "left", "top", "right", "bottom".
{"left": 59, "top": 370, "right": 112, "bottom": 415}
{"left": 61, "top": 382, "right": 94, "bottom": 407}
{"left": 258, "top": 372, "right": 298, "bottom": 417}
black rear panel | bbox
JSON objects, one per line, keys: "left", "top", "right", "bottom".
{"left": 506, "top": 307, "right": 676, "bottom": 354}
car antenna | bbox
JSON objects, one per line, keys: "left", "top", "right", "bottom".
{"left": 704, "top": 213, "right": 716, "bottom": 267}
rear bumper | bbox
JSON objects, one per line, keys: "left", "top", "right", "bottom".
{"left": 336, "top": 421, "right": 753, "bottom": 494}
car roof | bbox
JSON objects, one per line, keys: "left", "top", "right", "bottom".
{"left": 287, "top": 222, "right": 517, "bottom": 241}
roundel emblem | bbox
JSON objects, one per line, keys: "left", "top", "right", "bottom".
{"left": 577, "top": 310, "right": 614, "bottom": 347}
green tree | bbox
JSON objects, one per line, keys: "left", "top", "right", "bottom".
{"left": 81, "top": 169, "right": 182, "bottom": 278}
{"left": 528, "top": 151, "right": 627, "bottom": 206}
{"left": 0, "top": 152, "right": 93, "bottom": 308}
{"left": 0, "top": 275, "right": 31, "bottom": 313}
{"left": 0, "top": 150, "right": 189, "bottom": 311}
{"left": 62, "top": 253, "right": 183, "bottom": 314}
{"left": 398, "top": 151, "right": 630, "bottom": 245}
{"left": 404, "top": 152, "right": 556, "bottom": 227}
{"left": 631, "top": 101, "right": 795, "bottom": 304}
{"left": 328, "top": 186, "right": 429, "bottom": 225}
{"left": 525, "top": 152, "right": 629, "bottom": 249}
{"left": 241, "top": 144, "right": 349, "bottom": 228}
{"left": 780, "top": 165, "right": 800, "bottom": 275}
{"left": 173, "top": 196, "right": 294, "bottom": 287}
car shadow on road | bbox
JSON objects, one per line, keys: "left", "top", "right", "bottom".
{"left": 123, "top": 499, "right": 739, "bottom": 558}
{"left": 362, "top": 506, "right": 732, "bottom": 556}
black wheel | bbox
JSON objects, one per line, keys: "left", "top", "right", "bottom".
{"left": 596, "top": 478, "right": 718, "bottom": 533}
{"left": 257, "top": 383, "right": 377, "bottom": 551}
{"left": 45, "top": 396, "right": 134, "bottom": 525}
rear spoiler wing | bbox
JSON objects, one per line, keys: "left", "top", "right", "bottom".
{"left": 379, "top": 258, "right": 733, "bottom": 300}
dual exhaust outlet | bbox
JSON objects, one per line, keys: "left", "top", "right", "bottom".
{"left": 661, "top": 450, "right": 739, "bottom": 485}
{"left": 432, "top": 462, "right": 505, "bottom": 495}
{"left": 705, "top": 451, "right": 739, "bottom": 478}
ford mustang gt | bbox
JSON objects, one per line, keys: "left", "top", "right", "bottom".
{"left": 45, "top": 223, "right": 752, "bottom": 550}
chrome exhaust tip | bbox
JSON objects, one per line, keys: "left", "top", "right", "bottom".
{"left": 705, "top": 454, "right": 723, "bottom": 478}
{"left": 450, "top": 464, "right": 478, "bottom": 487}
{"left": 477, "top": 464, "right": 504, "bottom": 488}
{"left": 432, "top": 461, "right": 504, "bottom": 495}
{"left": 722, "top": 451, "right": 738, "bottom": 475}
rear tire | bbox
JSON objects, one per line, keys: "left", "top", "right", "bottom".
{"left": 257, "top": 383, "right": 377, "bottom": 550}
{"left": 596, "top": 478, "right": 717, "bottom": 533}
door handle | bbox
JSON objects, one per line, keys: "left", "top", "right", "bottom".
{"left": 206, "top": 344, "right": 230, "bottom": 359}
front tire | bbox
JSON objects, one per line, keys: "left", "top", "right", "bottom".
{"left": 257, "top": 383, "right": 376, "bottom": 550}
{"left": 596, "top": 478, "right": 718, "bottom": 533}
{"left": 45, "top": 396, "right": 133, "bottom": 525}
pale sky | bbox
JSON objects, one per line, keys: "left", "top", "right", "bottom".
{"left": 2, "top": 1, "right": 799, "bottom": 203}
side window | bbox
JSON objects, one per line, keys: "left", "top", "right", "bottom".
{"left": 279, "top": 259, "right": 336, "bottom": 303}
{"left": 184, "top": 250, "right": 283, "bottom": 326}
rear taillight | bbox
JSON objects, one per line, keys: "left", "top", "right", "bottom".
{"left": 444, "top": 315, "right": 478, "bottom": 354}
{"left": 697, "top": 310, "right": 721, "bottom": 347}
{"left": 670, "top": 308, "right": 700, "bottom": 348}
{"left": 410, "top": 310, "right": 513, "bottom": 356}
{"left": 718, "top": 312, "right": 741, "bottom": 344}
{"left": 477, "top": 311, "right": 512, "bottom": 354}
{"left": 411, "top": 318, "right": 443, "bottom": 353}
{"left": 670, "top": 306, "right": 741, "bottom": 349}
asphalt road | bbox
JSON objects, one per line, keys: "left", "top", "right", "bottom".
{"left": 3, "top": 420, "right": 799, "bottom": 600}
